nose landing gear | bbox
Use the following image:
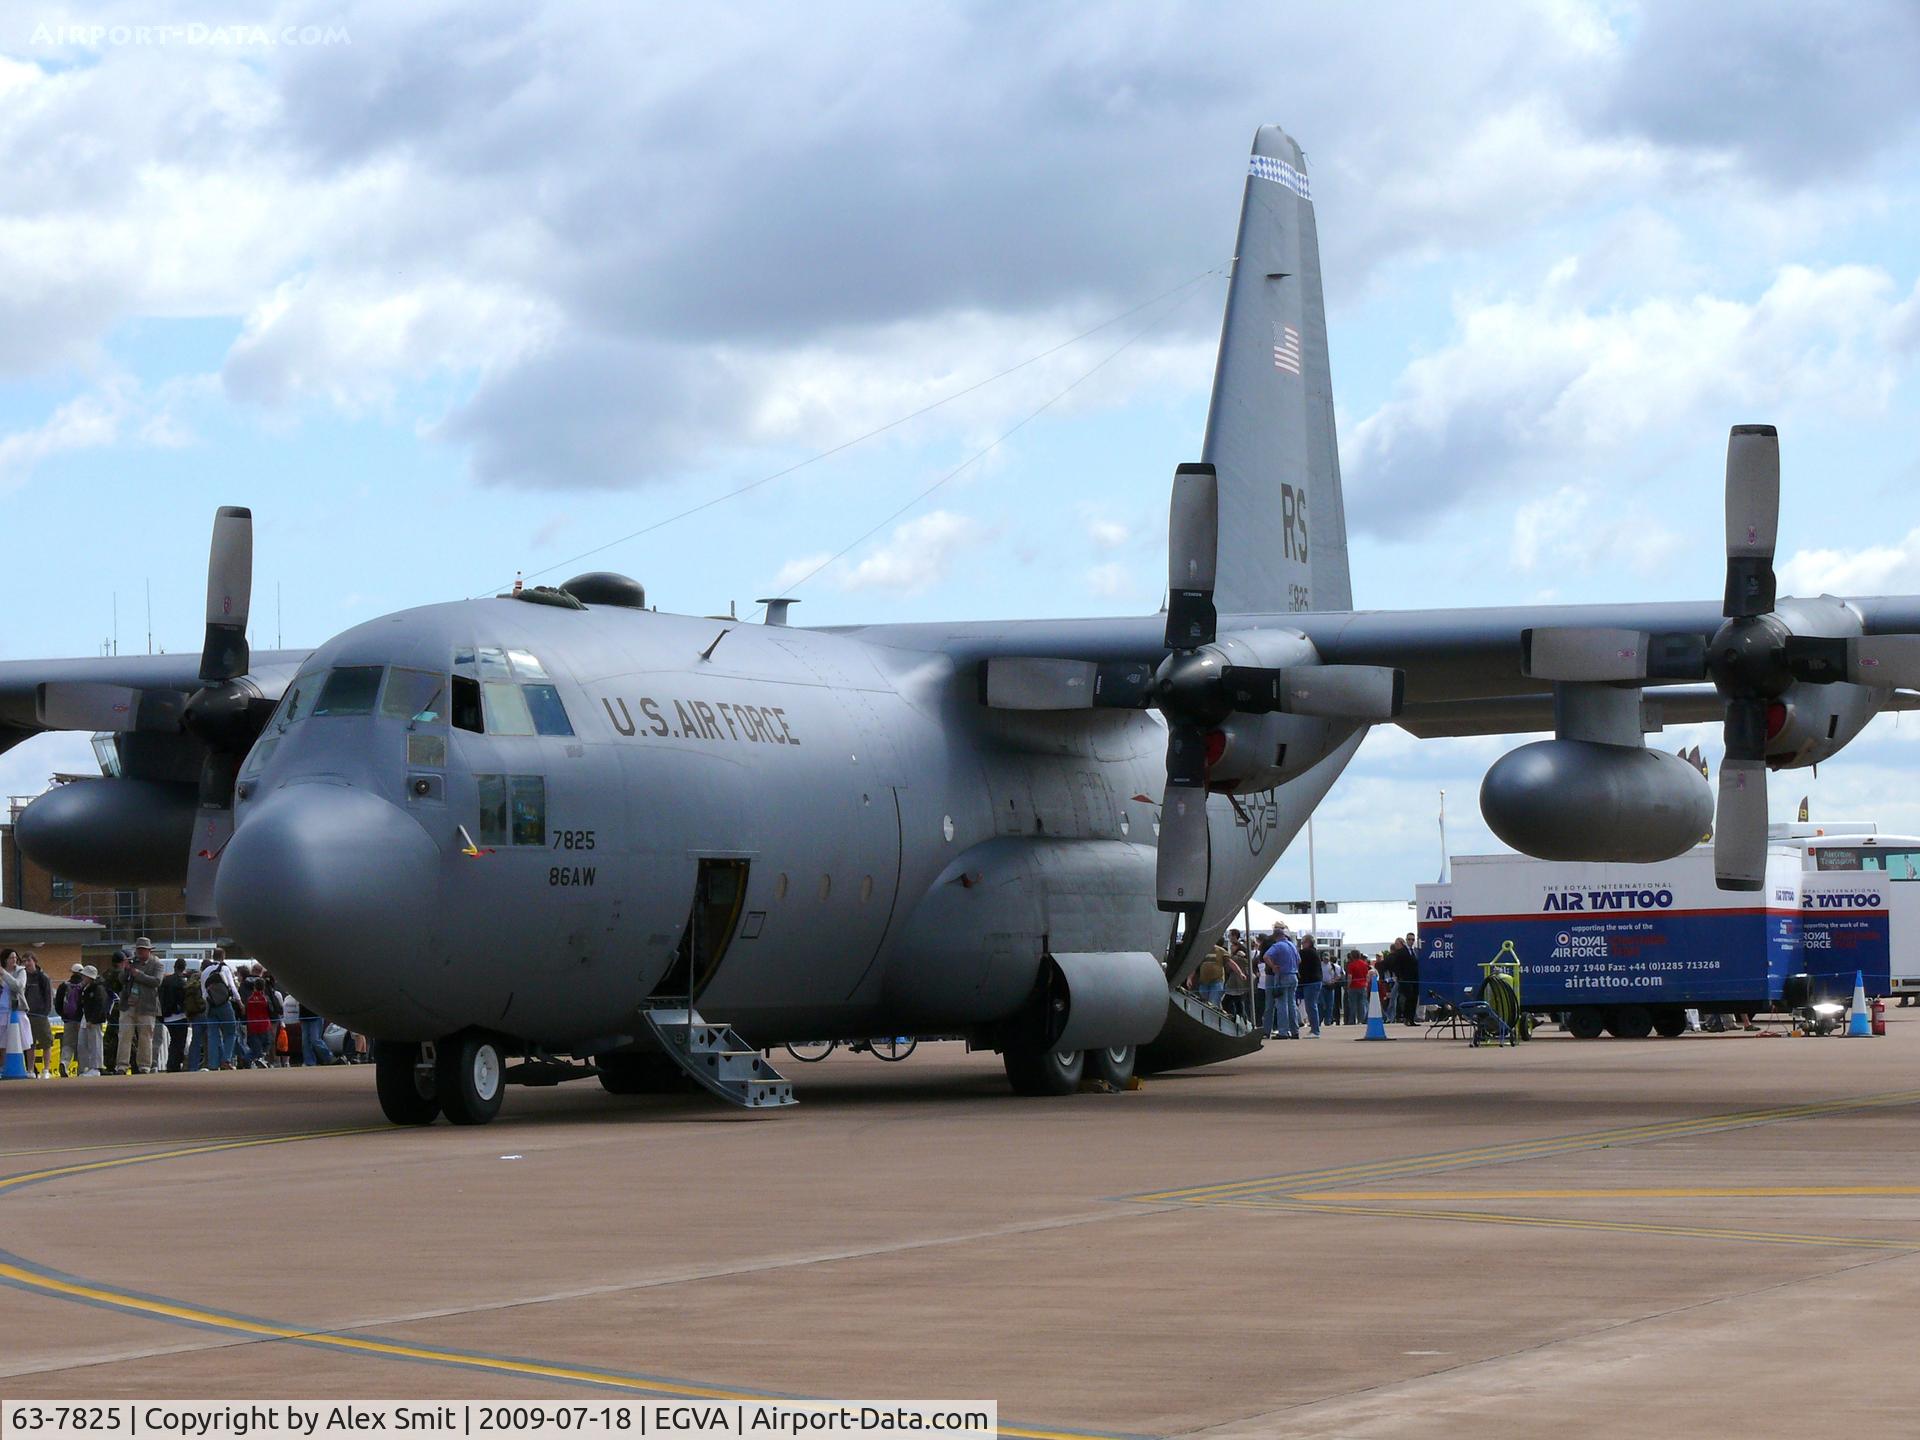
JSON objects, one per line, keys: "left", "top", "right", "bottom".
{"left": 373, "top": 1032, "right": 505, "bottom": 1126}
{"left": 374, "top": 1039, "right": 440, "bottom": 1126}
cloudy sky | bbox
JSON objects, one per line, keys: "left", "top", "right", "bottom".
{"left": 4, "top": 0, "right": 1920, "bottom": 898}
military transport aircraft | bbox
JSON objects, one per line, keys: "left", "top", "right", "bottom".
{"left": 6, "top": 125, "right": 1920, "bottom": 1126}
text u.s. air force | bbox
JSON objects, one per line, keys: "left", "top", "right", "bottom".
{"left": 601, "top": 694, "right": 800, "bottom": 747}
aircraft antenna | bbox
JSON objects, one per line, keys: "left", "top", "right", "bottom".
{"left": 479, "top": 263, "right": 1227, "bottom": 597}
{"left": 112, "top": 591, "right": 117, "bottom": 656}
{"left": 145, "top": 578, "right": 151, "bottom": 655}
{"left": 755, "top": 286, "right": 1204, "bottom": 611}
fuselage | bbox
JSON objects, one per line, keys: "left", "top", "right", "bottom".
{"left": 216, "top": 595, "right": 1360, "bottom": 1050}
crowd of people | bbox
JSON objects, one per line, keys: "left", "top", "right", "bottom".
{"left": 1186, "top": 924, "right": 1426, "bottom": 1038}
{"left": 0, "top": 940, "right": 368, "bottom": 1078}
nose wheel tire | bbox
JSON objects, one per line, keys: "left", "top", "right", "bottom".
{"left": 374, "top": 1040, "right": 440, "bottom": 1126}
{"left": 1082, "top": 1044, "right": 1136, "bottom": 1089}
{"left": 1003, "top": 1045, "right": 1085, "bottom": 1096}
{"left": 437, "top": 1034, "right": 505, "bottom": 1125}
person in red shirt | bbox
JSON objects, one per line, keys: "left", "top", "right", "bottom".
{"left": 1344, "top": 949, "right": 1371, "bottom": 1026}
{"left": 243, "top": 981, "right": 274, "bottom": 1068}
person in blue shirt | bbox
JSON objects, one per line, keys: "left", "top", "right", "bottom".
{"left": 1262, "top": 928, "right": 1301, "bottom": 1039}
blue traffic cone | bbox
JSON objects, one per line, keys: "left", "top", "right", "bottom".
{"left": 1360, "top": 972, "right": 1391, "bottom": 1041}
{"left": 1848, "top": 971, "right": 1872, "bottom": 1037}
{"left": 1, "top": 1003, "right": 28, "bottom": 1080}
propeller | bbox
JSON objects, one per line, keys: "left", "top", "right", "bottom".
{"left": 984, "top": 463, "right": 1401, "bottom": 915}
{"left": 33, "top": 507, "right": 262, "bottom": 919}
{"left": 1524, "top": 426, "right": 1920, "bottom": 890}
{"left": 183, "top": 507, "right": 256, "bottom": 918}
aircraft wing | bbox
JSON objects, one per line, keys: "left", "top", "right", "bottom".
{"left": 854, "top": 593, "right": 1920, "bottom": 721}
{"left": 0, "top": 649, "right": 312, "bottom": 757}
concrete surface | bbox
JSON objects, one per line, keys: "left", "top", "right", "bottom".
{"left": 2, "top": 1013, "right": 1918, "bottom": 1438}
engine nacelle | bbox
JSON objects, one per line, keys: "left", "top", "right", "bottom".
{"left": 1207, "top": 711, "right": 1352, "bottom": 794}
{"left": 1481, "top": 740, "right": 1712, "bottom": 863}
{"left": 14, "top": 778, "right": 196, "bottom": 885}
{"left": 1764, "top": 596, "right": 1882, "bottom": 769}
{"left": 1202, "top": 627, "right": 1353, "bottom": 793}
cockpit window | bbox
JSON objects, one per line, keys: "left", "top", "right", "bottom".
{"left": 451, "top": 675, "right": 483, "bottom": 734}
{"left": 313, "top": 666, "right": 384, "bottom": 717}
{"left": 274, "top": 670, "right": 324, "bottom": 730}
{"left": 381, "top": 667, "right": 447, "bottom": 724}
{"left": 445, "top": 646, "right": 571, "bottom": 736}
{"left": 510, "top": 775, "right": 546, "bottom": 845}
{"left": 523, "top": 684, "right": 574, "bottom": 736}
{"left": 481, "top": 681, "right": 536, "bottom": 736}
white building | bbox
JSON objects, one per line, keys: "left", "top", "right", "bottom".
{"left": 1244, "top": 897, "right": 1419, "bottom": 955}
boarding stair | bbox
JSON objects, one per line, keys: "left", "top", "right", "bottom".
{"left": 641, "top": 1008, "right": 796, "bottom": 1109}
{"left": 1136, "top": 987, "right": 1264, "bottom": 1076}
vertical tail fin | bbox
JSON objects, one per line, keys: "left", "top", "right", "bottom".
{"left": 1201, "top": 126, "right": 1351, "bottom": 616}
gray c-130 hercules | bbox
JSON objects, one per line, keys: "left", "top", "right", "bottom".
{"left": 8, "top": 124, "right": 1920, "bottom": 1125}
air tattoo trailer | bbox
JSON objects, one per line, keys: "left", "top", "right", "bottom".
{"left": 1428, "top": 841, "right": 1893, "bottom": 1039}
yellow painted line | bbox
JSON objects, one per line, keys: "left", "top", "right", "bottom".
{"left": 1212, "top": 1197, "right": 1920, "bottom": 1251}
{"left": 0, "top": 1252, "right": 1098, "bottom": 1440}
{"left": 1308, "top": 1185, "right": 1920, "bottom": 1202}
{"left": 1132, "top": 1089, "right": 1920, "bottom": 1204}
{"left": 0, "top": 1130, "right": 345, "bottom": 1162}
{"left": 0, "top": 1129, "right": 383, "bottom": 1195}
{"left": 0, "top": 1131, "right": 1116, "bottom": 1440}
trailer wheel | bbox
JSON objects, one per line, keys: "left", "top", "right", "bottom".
{"left": 1604, "top": 1006, "right": 1654, "bottom": 1039}
{"left": 1566, "top": 1008, "right": 1605, "bottom": 1039}
{"left": 1651, "top": 1007, "right": 1687, "bottom": 1038}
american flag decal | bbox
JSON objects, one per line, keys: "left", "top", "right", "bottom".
{"left": 1273, "top": 323, "right": 1301, "bottom": 376}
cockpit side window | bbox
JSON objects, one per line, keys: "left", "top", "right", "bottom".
{"left": 381, "top": 667, "right": 447, "bottom": 724}
{"left": 273, "top": 670, "right": 324, "bottom": 731}
{"left": 481, "top": 682, "right": 536, "bottom": 736}
{"left": 522, "top": 684, "right": 574, "bottom": 736}
{"left": 313, "top": 666, "right": 384, "bottom": 717}
{"left": 451, "top": 675, "right": 484, "bottom": 734}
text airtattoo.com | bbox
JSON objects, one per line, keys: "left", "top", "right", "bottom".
{"left": 2, "top": 1404, "right": 997, "bottom": 1440}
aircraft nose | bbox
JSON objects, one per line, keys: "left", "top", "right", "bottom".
{"left": 216, "top": 782, "right": 442, "bottom": 1011}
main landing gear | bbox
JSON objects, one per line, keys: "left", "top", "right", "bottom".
{"left": 1002, "top": 1042, "right": 1137, "bottom": 1096}
{"left": 374, "top": 1033, "right": 506, "bottom": 1126}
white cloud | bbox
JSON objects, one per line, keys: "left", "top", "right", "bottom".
{"left": 0, "top": 375, "right": 199, "bottom": 490}
{"left": 223, "top": 274, "right": 559, "bottom": 413}
{"left": 837, "top": 510, "right": 988, "bottom": 594}
{"left": 1085, "top": 561, "right": 1132, "bottom": 598}
{"left": 1779, "top": 528, "right": 1920, "bottom": 596}
{"left": 1346, "top": 261, "right": 1912, "bottom": 536}
{"left": 1510, "top": 484, "right": 1685, "bottom": 576}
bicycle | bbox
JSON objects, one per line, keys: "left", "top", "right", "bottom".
{"left": 783, "top": 1036, "right": 918, "bottom": 1062}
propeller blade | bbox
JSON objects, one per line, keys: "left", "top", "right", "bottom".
{"left": 1523, "top": 629, "right": 1709, "bottom": 684}
{"left": 981, "top": 658, "right": 1097, "bottom": 710}
{"left": 183, "top": 751, "right": 241, "bottom": 921}
{"left": 1091, "top": 661, "right": 1157, "bottom": 708}
{"left": 1723, "top": 424, "right": 1779, "bottom": 619}
{"left": 183, "top": 806, "right": 233, "bottom": 921}
{"left": 34, "top": 682, "right": 180, "bottom": 733}
{"left": 200, "top": 505, "right": 253, "bottom": 684}
{"left": 1155, "top": 782, "right": 1211, "bottom": 913}
{"left": 1847, "top": 635, "right": 1920, "bottom": 689}
{"left": 1276, "top": 664, "right": 1404, "bottom": 720}
{"left": 1165, "top": 462, "right": 1218, "bottom": 651}
{"left": 1714, "top": 758, "right": 1768, "bottom": 891}
{"left": 1218, "top": 664, "right": 1283, "bottom": 713}
{"left": 1724, "top": 694, "right": 1770, "bottom": 763}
